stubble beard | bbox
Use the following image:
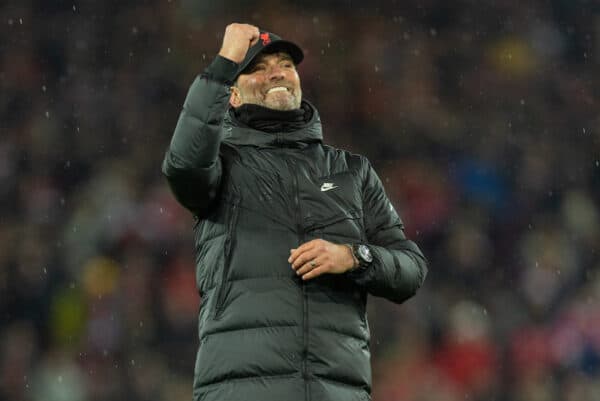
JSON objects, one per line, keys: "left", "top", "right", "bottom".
{"left": 265, "top": 92, "right": 302, "bottom": 110}
{"left": 245, "top": 89, "right": 302, "bottom": 111}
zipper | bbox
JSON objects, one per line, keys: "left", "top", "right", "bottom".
{"left": 213, "top": 200, "right": 239, "bottom": 320}
{"left": 285, "top": 157, "right": 310, "bottom": 401}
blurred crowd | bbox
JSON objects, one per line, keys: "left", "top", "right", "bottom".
{"left": 1, "top": 1, "right": 599, "bottom": 400}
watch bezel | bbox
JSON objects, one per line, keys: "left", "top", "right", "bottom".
{"left": 358, "top": 244, "right": 373, "bottom": 263}
{"left": 351, "top": 243, "right": 373, "bottom": 269}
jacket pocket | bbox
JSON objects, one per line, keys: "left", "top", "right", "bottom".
{"left": 212, "top": 199, "right": 239, "bottom": 320}
{"left": 305, "top": 208, "right": 362, "bottom": 232}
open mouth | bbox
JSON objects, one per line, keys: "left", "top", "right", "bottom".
{"left": 266, "top": 86, "right": 289, "bottom": 94}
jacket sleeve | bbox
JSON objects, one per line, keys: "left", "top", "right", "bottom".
{"left": 161, "top": 56, "right": 238, "bottom": 215}
{"left": 348, "top": 158, "right": 428, "bottom": 304}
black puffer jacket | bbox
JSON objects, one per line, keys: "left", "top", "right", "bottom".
{"left": 162, "top": 57, "right": 427, "bottom": 401}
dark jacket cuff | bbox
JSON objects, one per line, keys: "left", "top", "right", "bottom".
{"left": 204, "top": 55, "right": 239, "bottom": 85}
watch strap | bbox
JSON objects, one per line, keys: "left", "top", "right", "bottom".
{"left": 345, "top": 243, "right": 360, "bottom": 271}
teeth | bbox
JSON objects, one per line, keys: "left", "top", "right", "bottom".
{"left": 267, "top": 87, "right": 288, "bottom": 94}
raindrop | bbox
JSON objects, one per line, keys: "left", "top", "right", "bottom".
{"left": 582, "top": 127, "right": 586, "bottom": 134}
{"left": 520, "top": 99, "right": 525, "bottom": 105}
{"left": 130, "top": 359, "right": 135, "bottom": 366}
{"left": 45, "top": 111, "right": 50, "bottom": 118}
{"left": 139, "top": 321, "right": 144, "bottom": 327}
{"left": 57, "top": 375, "right": 63, "bottom": 383}
{"left": 19, "top": 18, "right": 23, "bottom": 25}
{"left": 42, "top": 85, "right": 47, "bottom": 92}
{"left": 595, "top": 160, "right": 599, "bottom": 167}
{"left": 72, "top": 5, "right": 76, "bottom": 11}
{"left": 159, "top": 207, "right": 164, "bottom": 214}
{"left": 7, "top": 19, "right": 13, "bottom": 26}
{"left": 43, "top": 267, "right": 47, "bottom": 274}
{"left": 167, "top": 47, "right": 171, "bottom": 53}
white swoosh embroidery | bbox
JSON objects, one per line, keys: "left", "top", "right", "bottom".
{"left": 320, "top": 182, "right": 338, "bottom": 192}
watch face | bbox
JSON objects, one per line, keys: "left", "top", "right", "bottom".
{"left": 358, "top": 245, "right": 373, "bottom": 263}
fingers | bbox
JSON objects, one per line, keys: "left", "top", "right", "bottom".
{"left": 294, "top": 257, "right": 323, "bottom": 277}
{"left": 288, "top": 240, "right": 318, "bottom": 268}
{"left": 300, "top": 264, "right": 327, "bottom": 281}
{"left": 288, "top": 240, "right": 357, "bottom": 281}
{"left": 219, "top": 23, "right": 260, "bottom": 64}
{"left": 288, "top": 239, "right": 331, "bottom": 281}
{"left": 248, "top": 30, "right": 260, "bottom": 47}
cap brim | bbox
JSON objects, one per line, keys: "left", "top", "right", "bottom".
{"left": 237, "top": 40, "right": 304, "bottom": 78}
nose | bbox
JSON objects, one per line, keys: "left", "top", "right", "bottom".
{"left": 267, "top": 65, "right": 285, "bottom": 81}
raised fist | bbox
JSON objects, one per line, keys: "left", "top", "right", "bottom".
{"left": 218, "top": 23, "right": 260, "bottom": 64}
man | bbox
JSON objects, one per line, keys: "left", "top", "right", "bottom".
{"left": 162, "top": 23, "right": 427, "bottom": 401}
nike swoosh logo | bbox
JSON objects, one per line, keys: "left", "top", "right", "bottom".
{"left": 320, "top": 183, "right": 338, "bottom": 192}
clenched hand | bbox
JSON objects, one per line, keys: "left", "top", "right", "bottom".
{"left": 218, "top": 23, "right": 260, "bottom": 64}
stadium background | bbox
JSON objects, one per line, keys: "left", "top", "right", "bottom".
{"left": 1, "top": 1, "right": 599, "bottom": 400}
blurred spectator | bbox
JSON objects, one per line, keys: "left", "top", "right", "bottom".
{"left": 1, "top": 1, "right": 598, "bottom": 400}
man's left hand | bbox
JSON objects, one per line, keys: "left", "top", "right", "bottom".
{"left": 288, "top": 239, "right": 356, "bottom": 280}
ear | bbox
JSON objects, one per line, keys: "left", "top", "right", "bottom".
{"left": 229, "top": 86, "right": 242, "bottom": 108}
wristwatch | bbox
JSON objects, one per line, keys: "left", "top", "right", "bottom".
{"left": 349, "top": 244, "right": 373, "bottom": 272}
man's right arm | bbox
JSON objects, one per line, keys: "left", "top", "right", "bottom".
{"left": 161, "top": 56, "right": 237, "bottom": 215}
{"left": 162, "top": 23, "right": 259, "bottom": 215}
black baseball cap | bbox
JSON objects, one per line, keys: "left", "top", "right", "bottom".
{"left": 235, "top": 30, "right": 304, "bottom": 79}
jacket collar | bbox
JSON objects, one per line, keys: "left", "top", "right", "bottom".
{"left": 222, "top": 100, "right": 323, "bottom": 148}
